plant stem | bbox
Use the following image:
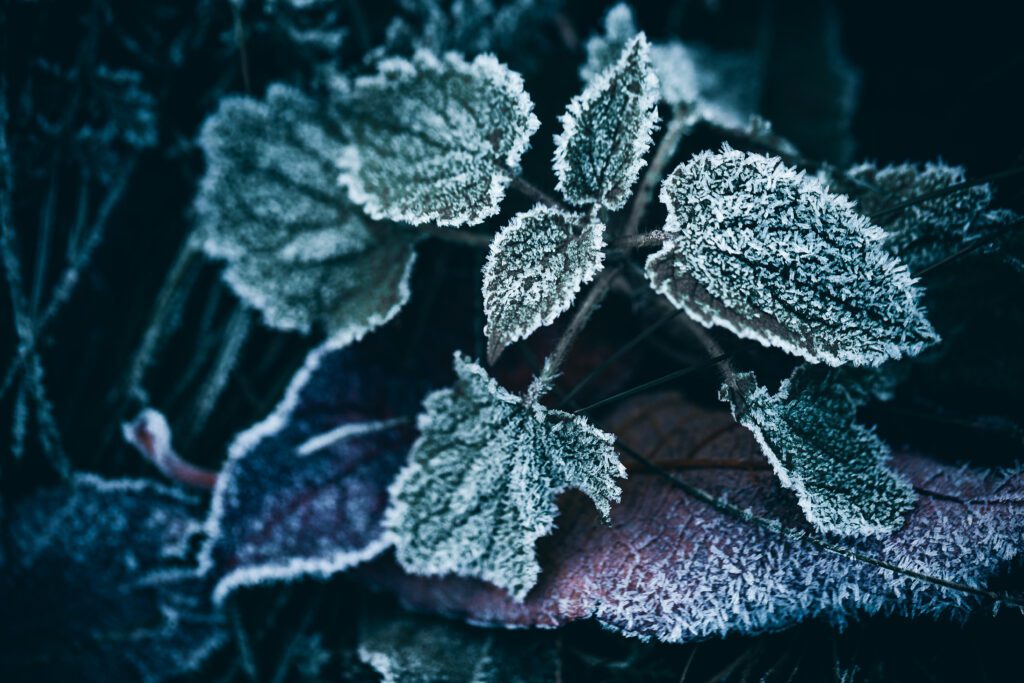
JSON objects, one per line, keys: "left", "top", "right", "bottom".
{"left": 528, "top": 266, "right": 620, "bottom": 402}
{"left": 419, "top": 224, "right": 493, "bottom": 247}
{"left": 681, "top": 317, "right": 740, "bottom": 395}
{"left": 623, "top": 106, "right": 692, "bottom": 237}
{"left": 511, "top": 175, "right": 563, "bottom": 209}
{"left": 609, "top": 230, "right": 669, "bottom": 250}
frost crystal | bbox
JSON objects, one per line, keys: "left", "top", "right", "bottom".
{"left": 721, "top": 367, "right": 916, "bottom": 537}
{"left": 197, "top": 84, "right": 417, "bottom": 350}
{"left": 841, "top": 161, "right": 995, "bottom": 271}
{"left": 385, "top": 352, "right": 626, "bottom": 600}
{"left": 554, "top": 34, "right": 659, "bottom": 210}
{"left": 0, "top": 476, "right": 225, "bottom": 682}
{"left": 580, "top": 3, "right": 759, "bottom": 128}
{"left": 339, "top": 51, "right": 539, "bottom": 227}
{"left": 482, "top": 205, "right": 605, "bottom": 363}
{"left": 646, "top": 145, "right": 940, "bottom": 366}
{"left": 359, "top": 606, "right": 558, "bottom": 683}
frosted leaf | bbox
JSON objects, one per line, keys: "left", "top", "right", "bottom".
{"left": 646, "top": 145, "right": 940, "bottom": 366}
{"left": 358, "top": 606, "right": 558, "bottom": 683}
{"left": 580, "top": 3, "right": 759, "bottom": 127}
{"left": 339, "top": 51, "right": 539, "bottom": 227}
{"left": 196, "top": 84, "right": 417, "bottom": 349}
{"left": 0, "top": 476, "right": 225, "bottom": 682}
{"left": 840, "top": 161, "right": 995, "bottom": 271}
{"left": 482, "top": 205, "right": 605, "bottom": 363}
{"left": 720, "top": 367, "right": 916, "bottom": 537}
{"left": 199, "top": 295, "right": 474, "bottom": 603}
{"left": 385, "top": 352, "right": 626, "bottom": 600}
{"left": 360, "top": 393, "right": 1024, "bottom": 643}
{"left": 554, "top": 34, "right": 660, "bottom": 210}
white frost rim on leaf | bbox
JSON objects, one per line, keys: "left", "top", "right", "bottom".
{"left": 338, "top": 50, "right": 540, "bottom": 228}
{"left": 199, "top": 339, "right": 396, "bottom": 603}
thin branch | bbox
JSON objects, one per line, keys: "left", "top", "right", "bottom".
{"left": 609, "top": 230, "right": 669, "bottom": 250}
{"left": 616, "top": 439, "right": 1024, "bottom": 609}
{"left": 623, "top": 105, "right": 692, "bottom": 237}
{"left": 679, "top": 317, "right": 740, "bottom": 395}
{"left": 528, "top": 266, "right": 621, "bottom": 402}
{"left": 511, "top": 175, "right": 564, "bottom": 209}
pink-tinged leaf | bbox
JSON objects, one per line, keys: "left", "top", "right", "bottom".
{"left": 356, "top": 392, "right": 1024, "bottom": 643}
{"left": 0, "top": 475, "right": 226, "bottom": 682}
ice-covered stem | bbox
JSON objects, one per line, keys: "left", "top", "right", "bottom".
{"left": 122, "top": 408, "right": 218, "bottom": 491}
{"left": 682, "top": 316, "right": 740, "bottom": 396}
{"left": 610, "top": 230, "right": 669, "bottom": 250}
{"left": 622, "top": 105, "right": 692, "bottom": 237}
{"left": 528, "top": 266, "right": 621, "bottom": 402}
{"left": 511, "top": 176, "right": 564, "bottom": 209}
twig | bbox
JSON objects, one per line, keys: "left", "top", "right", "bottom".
{"left": 418, "top": 224, "right": 493, "bottom": 247}
{"left": 528, "top": 266, "right": 621, "bottom": 402}
{"left": 679, "top": 317, "right": 740, "bottom": 395}
{"left": 609, "top": 230, "right": 669, "bottom": 250}
{"left": 511, "top": 176, "right": 564, "bottom": 209}
{"left": 623, "top": 105, "right": 692, "bottom": 237}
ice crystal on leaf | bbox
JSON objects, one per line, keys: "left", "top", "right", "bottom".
{"left": 0, "top": 476, "right": 225, "bottom": 682}
{"left": 385, "top": 352, "right": 626, "bottom": 601}
{"left": 359, "top": 606, "right": 558, "bottom": 683}
{"left": 339, "top": 51, "right": 539, "bottom": 227}
{"left": 840, "top": 161, "right": 996, "bottom": 271}
{"left": 196, "top": 84, "right": 418, "bottom": 350}
{"left": 646, "top": 145, "right": 939, "bottom": 366}
{"left": 482, "top": 205, "right": 605, "bottom": 363}
{"left": 361, "top": 393, "right": 1024, "bottom": 643}
{"left": 720, "top": 366, "right": 916, "bottom": 537}
{"left": 580, "top": 3, "right": 760, "bottom": 129}
{"left": 554, "top": 33, "right": 659, "bottom": 211}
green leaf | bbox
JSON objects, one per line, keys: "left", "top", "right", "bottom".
{"left": 482, "top": 205, "right": 605, "bottom": 363}
{"left": 554, "top": 33, "right": 659, "bottom": 210}
{"left": 196, "top": 84, "right": 418, "bottom": 349}
{"left": 339, "top": 51, "right": 539, "bottom": 227}
{"left": 385, "top": 352, "right": 626, "bottom": 600}
{"left": 721, "top": 366, "right": 917, "bottom": 537}
{"left": 646, "top": 145, "right": 939, "bottom": 366}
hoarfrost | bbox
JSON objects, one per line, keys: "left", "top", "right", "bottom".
{"left": 385, "top": 352, "right": 626, "bottom": 600}
{"left": 720, "top": 366, "right": 916, "bottom": 537}
{"left": 0, "top": 476, "right": 225, "bottom": 682}
{"left": 359, "top": 606, "right": 558, "bottom": 683}
{"left": 646, "top": 145, "right": 939, "bottom": 366}
{"left": 482, "top": 205, "right": 605, "bottom": 363}
{"left": 339, "top": 51, "right": 539, "bottom": 227}
{"left": 196, "top": 84, "right": 417, "bottom": 350}
{"left": 554, "top": 33, "right": 660, "bottom": 210}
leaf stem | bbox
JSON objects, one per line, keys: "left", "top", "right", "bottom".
{"left": 511, "top": 176, "right": 564, "bottom": 209}
{"left": 529, "top": 266, "right": 620, "bottom": 402}
{"left": 419, "top": 225, "right": 493, "bottom": 247}
{"left": 623, "top": 106, "right": 692, "bottom": 237}
{"left": 609, "top": 230, "right": 669, "bottom": 250}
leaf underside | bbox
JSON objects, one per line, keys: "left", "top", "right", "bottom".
{"left": 339, "top": 50, "right": 539, "bottom": 227}
{"left": 385, "top": 352, "right": 625, "bottom": 601}
{"left": 482, "top": 204, "right": 605, "bottom": 363}
{"left": 646, "top": 145, "right": 939, "bottom": 366}
{"left": 721, "top": 366, "right": 917, "bottom": 537}
{"left": 196, "top": 84, "right": 417, "bottom": 349}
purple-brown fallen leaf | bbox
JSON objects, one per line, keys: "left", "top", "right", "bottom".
{"left": 0, "top": 475, "right": 226, "bottom": 682}
{"left": 356, "top": 392, "right": 1024, "bottom": 643}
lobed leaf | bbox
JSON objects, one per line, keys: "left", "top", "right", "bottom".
{"left": 359, "top": 392, "right": 1024, "bottom": 643}
{"left": 720, "top": 366, "right": 917, "bottom": 537}
{"left": 482, "top": 205, "right": 605, "bottom": 363}
{"left": 646, "top": 145, "right": 939, "bottom": 366}
{"left": 339, "top": 51, "right": 539, "bottom": 227}
{"left": 384, "top": 352, "right": 626, "bottom": 600}
{"left": 0, "top": 476, "right": 225, "bottom": 682}
{"left": 196, "top": 84, "right": 417, "bottom": 349}
{"left": 554, "top": 33, "right": 660, "bottom": 210}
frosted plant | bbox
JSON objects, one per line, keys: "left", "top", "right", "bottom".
{"left": 720, "top": 366, "right": 917, "bottom": 537}
{"left": 196, "top": 84, "right": 418, "bottom": 350}
{"left": 482, "top": 205, "right": 605, "bottom": 363}
{"left": 358, "top": 606, "right": 558, "bottom": 683}
{"left": 839, "top": 161, "right": 996, "bottom": 270}
{"left": 338, "top": 51, "right": 539, "bottom": 227}
{"left": 554, "top": 34, "right": 659, "bottom": 210}
{"left": 385, "top": 352, "right": 626, "bottom": 600}
{"left": 580, "top": 3, "right": 760, "bottom": 130}
{"left": 646, "top": 145, "right": 939, "bottom": 366}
